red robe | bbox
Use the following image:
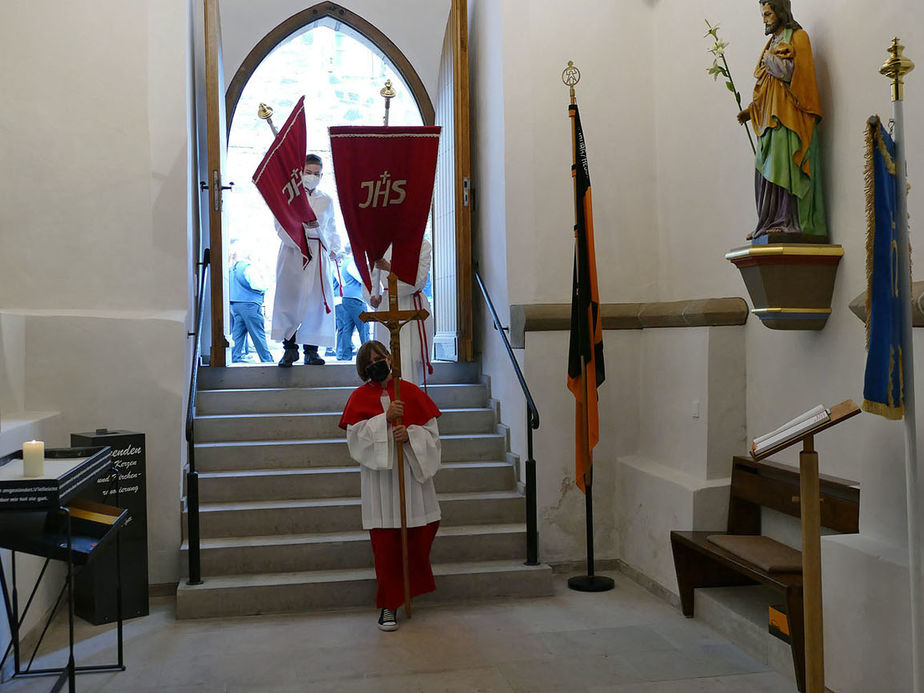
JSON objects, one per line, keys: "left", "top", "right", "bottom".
{"left": 339, "top": 379, "right": 440, "bottom": 429}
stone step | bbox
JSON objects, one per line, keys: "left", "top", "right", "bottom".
{"left": 175, "top": 559, "right": 554, "bottom": 619}
{"left": 180, "top": 523, "right": 528, "bottom": 576}
{"left": 196, "top": 383, "right": 489, "bottom": 415}
{"left": 190, "top": 491, "right": 525, "bottom": 538}
{"left": 198, "top": 461, "right": 516, "bottom": 502}
{"left": 193, "top": 407, "right": 497, "bottom": 442}
{"left": 193, "top": 432, "right": 507, "bottom": 472}
{"left": 198, "top": 361, "right": 481, "bottom": 390}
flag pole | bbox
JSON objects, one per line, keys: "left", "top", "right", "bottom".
{"left": 380, "top": 78, "right": 414, "bottom": 617}
{"left": 563, "top": 62, "right": 613, "bottom": 593}
{"left": 881, "top": 38, "right": 922, "bottom": 693}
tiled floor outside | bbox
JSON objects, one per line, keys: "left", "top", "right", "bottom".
{"left": 2, "top": 572, "right": 797, "bottom": 692}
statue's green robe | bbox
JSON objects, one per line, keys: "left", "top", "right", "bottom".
{"left": 747, "top": 27, "right": 827, "bottom": 238}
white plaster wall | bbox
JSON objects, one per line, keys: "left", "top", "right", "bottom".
{"left": 823, "top": 533, "right": 916, "bottom": 693}
{"left": 498, "top": 0, "right": 658, "bottom": 307}
{"left": 468, "top": 0, "right": 531, "bottom": 463}
{"left": 638, "top": 329, "right": 710, "bottom": 478}
{"left": 0, "top": 316, "right": 26, "bottom": 416}
{"left": 468, "top": 0, "right": 658, "bottom": 565}
{"left": 0, "top": 1, "right": 190, "bottom": 312}
{"left": 617, "top": 455, "right": 730, "bottom": 592}
{"left": 523, "top": 331, "right": 640, "bottom": 563}
{"left": 619, "top": 326, "right": 744, "bottom": 590}
{"left": 0, "top": 0, "right": 194, "bottom": 592}
{"left": 216, "top": 0, "right": 451, "bottom": 107}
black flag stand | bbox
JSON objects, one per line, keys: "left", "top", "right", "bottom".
{"left": 568, "top": 467, "right": 614, "bottom": 592}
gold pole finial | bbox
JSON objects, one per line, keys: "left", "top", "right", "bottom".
{"left": 562, "top": 61, "right": 581, "bottom": 104}
{"left": 380, "top": 79, "right": 396, "bottom": 101}
{"left": 880, "top": 37, "right": 914, "bottom": 102}
{"left": 380, "top": 80, "right": 396, "bottom": 125}
{"left": 257, "top": 102, "right": 274, "bottom": 120}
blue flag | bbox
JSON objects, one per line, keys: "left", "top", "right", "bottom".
{"left": 862, "top": 116, "right": 904, "bottom": 420}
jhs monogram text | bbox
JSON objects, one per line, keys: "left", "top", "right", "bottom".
{"left": 359, "top": 171, "right": 407, "bottom": 208}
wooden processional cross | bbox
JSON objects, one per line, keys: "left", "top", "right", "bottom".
{"left": 358, "top": 80, "right": 430, "bottom": 618}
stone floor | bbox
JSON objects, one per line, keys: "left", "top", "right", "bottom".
{"left": 4, "top": 572, "right": 797, "bottom": 692}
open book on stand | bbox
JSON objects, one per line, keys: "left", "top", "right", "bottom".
{"left": 751, "top": 405, "right": 831, "bottom": 457}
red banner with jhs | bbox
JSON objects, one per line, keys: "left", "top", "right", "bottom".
{"left": 252, "top": 96, "right": 318, "bottom": 266}
{"left": 328, "top": 126, "right": 441, "bottom": 290}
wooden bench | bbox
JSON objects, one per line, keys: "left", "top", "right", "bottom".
{"left": 670, "top": 456, "right": 859, "bottom": 693}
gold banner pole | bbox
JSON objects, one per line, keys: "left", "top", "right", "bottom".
{"left": 362, "top": 79, "right": 416, "bottom": 618}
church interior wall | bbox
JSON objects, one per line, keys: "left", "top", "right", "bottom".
{"left": 0, "top": 315, "right": 26, "bottom": 416}
{"left": 0, "top": 0, "right": 195, "bottom": 611}
{"left": 523, "top": 330, "right": 639, "bottom": 564}
{"left": 1, "top": 0, "right": 922, "bottom": 687}
{"left": 649, "top": 3, "right": 923, "bottom": 690}
{"left": 467, "top": 0, "right": 532, "bottom": 464}
{"left": 470, "top": 1, "right": 924, "bottom": 689}
{"left": 469, "top": 0, "right": 660, "bottom": 566}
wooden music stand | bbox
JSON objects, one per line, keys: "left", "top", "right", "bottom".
{"left": 751, "top": 399, "right": 861, "bottom": 693}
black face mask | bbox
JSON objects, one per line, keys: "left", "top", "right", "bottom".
{"left": 365, "top": 360, "right": 391, "bottom": 383}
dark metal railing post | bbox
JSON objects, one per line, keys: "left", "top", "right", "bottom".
{"left": 474, "top": 270, "right": 540, "bottom": 566}
{"left": 525, "top": 410, "right": 538, "bottom": 566}
{"left": 185, "top": 248, "right": 210, "bottom": 586}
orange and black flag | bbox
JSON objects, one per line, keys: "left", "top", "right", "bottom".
{"left": 566, "top": 103, "right": 605, "bottom": 493}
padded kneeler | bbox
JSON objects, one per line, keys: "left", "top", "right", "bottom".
{"left": 707, "top": 534, "right": 803, "bottom": 574}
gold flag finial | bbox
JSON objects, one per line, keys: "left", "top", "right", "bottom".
{"left": 257, "top": 102, "right": 274, "bottom": 120}
{"left": 562, "top": 61, "right": 581, "bottom": 104}
{"left": 380, "top": 80, "right": 396, "bottom": 125}
{"left": 380, "top": 79, "right": 396, "bottom": 101}
{"left": 880, "top": 37, "right": 914, "bottom": 102}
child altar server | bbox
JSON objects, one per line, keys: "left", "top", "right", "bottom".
{"left": 338, "top": 340, "right": 442, "bottom": 631}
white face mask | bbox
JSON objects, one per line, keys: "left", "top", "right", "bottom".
{"left": 302, "top": 173, "right": 321, "bottom": 190}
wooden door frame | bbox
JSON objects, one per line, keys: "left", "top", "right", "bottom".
{"left": 204, "top": 0, "right": 229, "bottom": 367}
{"left": 451, "top": 0, "right": 473, "bottom": 361}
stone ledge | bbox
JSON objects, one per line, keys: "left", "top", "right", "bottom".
{"left": 849, "top": 281, "right": 924, "bottom": 327}
{"left": 509, "top": 298, "right": 748, "bottom": 348}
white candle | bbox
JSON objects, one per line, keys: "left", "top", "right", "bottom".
{"left": 22, "top": 440, "right": 44, "bottom": 477}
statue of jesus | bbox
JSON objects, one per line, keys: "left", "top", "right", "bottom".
{"left": 738, "top": 0, "right": 828, "bottom": 243}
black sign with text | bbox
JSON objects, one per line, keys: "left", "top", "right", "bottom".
{"left": 70, "top": 429, "right": 148, "bottom": 624}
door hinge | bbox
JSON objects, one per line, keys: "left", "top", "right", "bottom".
{"left": 462, "top": 177, "right": 471, "bottom": 207}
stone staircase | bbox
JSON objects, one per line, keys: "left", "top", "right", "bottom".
{"left": 175, "top": 361, "right": 553, "bottom": 619}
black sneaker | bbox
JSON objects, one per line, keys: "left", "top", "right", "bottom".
{"left": 377, "top": 608, "right": 398, "bottom": 632}
{"left": 277, "top": 348, "right": 299, "bottom": 368}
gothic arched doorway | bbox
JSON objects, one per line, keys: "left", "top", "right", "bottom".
{"left": 204, "top": 1, "right": 471, "bottom": 366}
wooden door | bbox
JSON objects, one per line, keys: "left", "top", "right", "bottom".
{"left": 432, "top": 0, "right": 473, "bottom": 362}
{"left": 204, "top": 0, "right": 230, "bottom": 367}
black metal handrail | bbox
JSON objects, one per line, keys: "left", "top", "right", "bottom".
{"left": 184, "top": 248, "right": 210, "bottom": 585}
{"left": 474, "top": 269, "right": 539, "bottom": 566}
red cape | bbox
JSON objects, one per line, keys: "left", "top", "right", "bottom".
{"left": 339, "top": 379, "right": 441, "bottom": 430}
